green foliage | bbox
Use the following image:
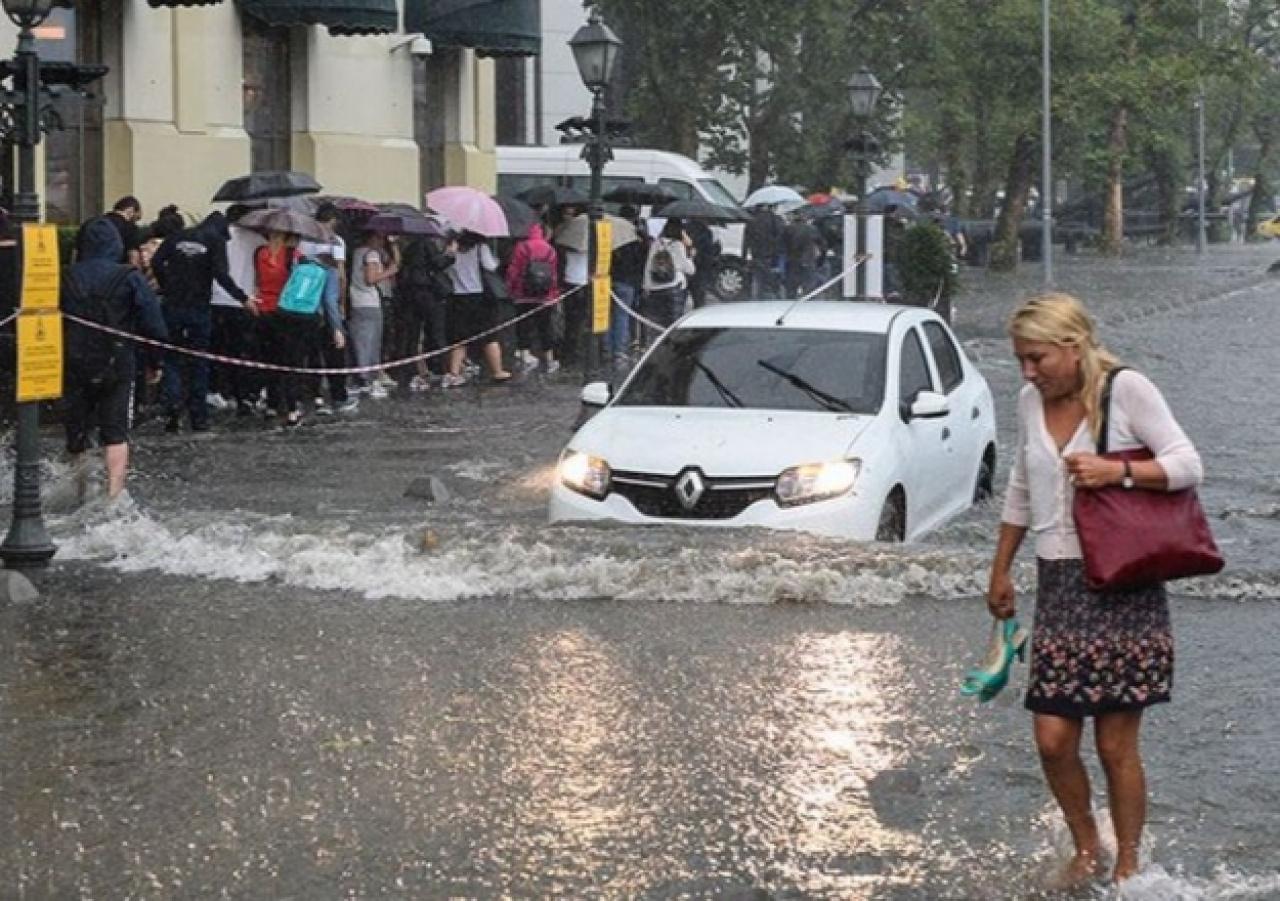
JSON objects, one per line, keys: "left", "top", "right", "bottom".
{"left": 899, "top": 223, "right": 957, "bottom": 309}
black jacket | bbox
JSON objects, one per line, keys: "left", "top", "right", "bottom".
{"left": 152, "top": 211, "right": 248, "bottom": 308}
{"left": 61, "top": 217, "right": 167, "bottom": 381}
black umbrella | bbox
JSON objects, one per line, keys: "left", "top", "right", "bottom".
{"left": 654, "top": 199, "right": 752, "bottom": 223}
{"left": 517, "top": 185, "right": 590, "bottom": 208}
{"left": 603, "top": 184, "right": 679, "bottom": 207}
{"left": 493, "top": 195, "right": 540, "bottom": 238}
{"left": 377, "top": 201, "right": 426, "bottom": 218}
{"left": 366, "top": 213, "right": 447, "bottom": 237}
{"left": 212, "top": 170, "right": 321, "bottom": 203}
{"left": 796, "top": 197, "right": 849, "bottom": 220}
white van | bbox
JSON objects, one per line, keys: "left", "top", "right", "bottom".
{"left": 496, "top": 145, "right": 751, "bottom": 300}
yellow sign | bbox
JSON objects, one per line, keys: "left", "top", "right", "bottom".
{"left": 591, "top": 275, "right": 612, "bottom": 335}
{"left": 21, "top": 223, "right": 60, "bottom": 311}
{"left": 16, "top": 310, "right": 63, "bottom": 402}
{"left": 594, "top": 219, "right": 613, "bottom": 277}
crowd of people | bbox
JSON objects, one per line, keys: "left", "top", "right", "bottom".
{"left": 56, "top": 193, "right": 719, "bottom": 494}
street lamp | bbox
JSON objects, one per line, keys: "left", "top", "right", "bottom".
{"left": 846, "top": 67, "right": 882, "bottom": 205}
{"left": 1, "top": 0, "right": 58, "bottom": 570}
{"left": 569, "top": 6, "right": 621, "bottom": 382}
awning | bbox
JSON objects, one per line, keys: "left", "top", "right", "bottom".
{"left": 147, "top": 1, "right": 227, "bottom": 7}
{"left": 238, "top": 0, "right": 398, "bottom": 35}
{"left": 404, "top": 0, "right": 541, "bottom": 57}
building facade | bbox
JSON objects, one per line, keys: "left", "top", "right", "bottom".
{"left": 0, "top": 0, "right": 541, "bottom": 224}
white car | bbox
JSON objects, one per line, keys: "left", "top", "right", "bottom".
{"left": 549, "top": 301, "right": 997, "bottom": 542}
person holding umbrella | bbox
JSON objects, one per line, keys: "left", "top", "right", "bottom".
{"left": 251, "top": 228, "right": 304, "bottom": 423}
{"left": 444, "top": 231, "right": 511, "bottom": 386}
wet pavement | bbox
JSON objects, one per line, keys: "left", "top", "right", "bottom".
{"left": 2, "top": 244, "right": 1280, "bottom": 899}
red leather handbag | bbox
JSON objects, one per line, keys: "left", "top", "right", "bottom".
{"left": 1072, "top": 368, "right": 1224, "bottom": 591}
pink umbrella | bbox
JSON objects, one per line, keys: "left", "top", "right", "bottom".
{"left": 425, "top": 186, "right": 509, "bottom": 237}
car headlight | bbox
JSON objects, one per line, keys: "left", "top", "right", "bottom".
{"left": 775, "top": 459, "right": 861, "bottom": 507}
{"left": 559, "top": 450, "right": 611, "bottom": 500}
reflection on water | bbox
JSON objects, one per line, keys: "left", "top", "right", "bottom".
{"left": 773, "top": 632, "right": 919, "bottom": 897}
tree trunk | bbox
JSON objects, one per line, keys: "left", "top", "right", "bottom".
{"left": 1145, "top": 146, "right": 1180, "bottom": 246}
{"left": 968, "top": 90, "right": 996, "bottom": 218}
{"left": 1247, "top": 129, "right": 1274, "bottom": 241}
{"left": 1101, "top": 103, "right": 1128, "bottom": 255}
{"left": 988, "top": 130, "right": 1036, "bottom": 272}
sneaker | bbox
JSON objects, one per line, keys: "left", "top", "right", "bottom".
{"left": 520, "top": 353, "right": 540, "bottom": 373}
{"left": 350, "top": 384, "right": 370, "bottom": 396}
{"left": 376, "top": 372, "right": 397, "bottom": 388}
{"left": 409, "top": 375, "right": 430, "bottom": 392}
{"left": 284, "top": 411, "right": 304, "bottom": 429}
{"left": 206, "top": 392, "right": 228, "bottom": 411}
{"left": 441, "top": 373, "right": 469, "bottom": 389}
{"left": 335, "top": 397, "right": 359, "bottom": 414}
{"left": 545, "top": 359, "right": 561, "bottom": 376}
{"left": 314, "top": 398, "right": 333, "bottom": 417}
{"left": 164, "top": 415, "right": 182, "bottom": 434}
{"left": 369, "top": 383, "right": 389, "bottom": 400}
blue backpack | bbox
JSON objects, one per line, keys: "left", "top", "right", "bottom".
{"left": 278, "top": 260, "right": 327, "bottom": 316}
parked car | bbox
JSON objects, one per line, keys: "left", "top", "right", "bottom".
{"left": 1256, "top": 214, "right": 1280, "bottom": 239}
{"left": 548, "top": 301, "right": 997, "bottom": 542}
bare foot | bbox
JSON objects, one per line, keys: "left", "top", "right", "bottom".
{"left": 1045, "top": 850, "right": 1101, "bottom": 892}
{"left": 1112, "top": 854, "right": 1140, "bottom": 883}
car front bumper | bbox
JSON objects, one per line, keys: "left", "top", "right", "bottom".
{"left": 548, "top": 483, "right": 882, "bottom": 541}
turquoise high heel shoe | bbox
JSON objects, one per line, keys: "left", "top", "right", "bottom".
{"left": 960, "top": 618, "right": 1028, "bottom": 703}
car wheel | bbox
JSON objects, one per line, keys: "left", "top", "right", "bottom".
{"left": 875, "top": 488, "right": 906, "bottom": 543}
{"left": 713, "top": 258, "right": 748, "bottom": 302}
{"left": 973, "top": 446, "right": 996, "bottom": 503}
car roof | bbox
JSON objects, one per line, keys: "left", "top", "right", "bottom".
{"left": 674, "top": 300, "right": 932, "bottom": 334}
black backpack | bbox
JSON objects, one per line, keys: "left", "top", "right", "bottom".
{"left": 522, "top": 252, "right": 555, "bottom": 298}
{"left": 62, "top": 265, "right": 135, "bottom": 384}
{"left": 649, "top": 241, "right": 677, "bottom": 283}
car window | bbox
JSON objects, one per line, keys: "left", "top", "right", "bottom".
{"left": 658, "top": 178, "right": 697, "bottom": 200}
{"left": 923, "top": 321, "right": 964, "bottom": 393}
{"left": 899, "top": 329, "right": 934, "bottom": 404}
{"left": 617, "top": 327, "right": 887, "bottom": 415}
{"left": 698, "top": 178, "right": 741, "bottom": 207}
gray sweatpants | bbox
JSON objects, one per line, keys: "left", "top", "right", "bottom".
{"left": 348, "top": 305, "right": 383, "bottom": 387}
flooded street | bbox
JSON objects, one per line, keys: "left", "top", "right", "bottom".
{"left": 3, "top": 247, "right": 1280, "bottom": 899}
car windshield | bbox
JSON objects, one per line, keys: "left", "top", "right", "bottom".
{"left": 698, "top": 179, "right": 743, "bottom": 208}
{"left": 617, "top": 327, "right": 887, "bottom": 415}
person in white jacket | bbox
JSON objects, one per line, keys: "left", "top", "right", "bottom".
{"left": 640, "top": 218, "right": 696, "bottom": 341}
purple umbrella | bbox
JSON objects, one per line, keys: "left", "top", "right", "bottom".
{"left": 366, "top": 213, "right": 446, "bottom": 237}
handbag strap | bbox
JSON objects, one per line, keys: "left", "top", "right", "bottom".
{"left": 1096, "top": 365, "right": 1131, "bottom": 454}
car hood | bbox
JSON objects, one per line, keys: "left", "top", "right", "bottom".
{"left": 571, "top": 407, "right": 873, "bottom": 477}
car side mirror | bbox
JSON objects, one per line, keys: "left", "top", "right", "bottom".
{"left": 909, "top": 390, "right": 950, "bottom": 420}
{"left": 580, "top": 381, "right": 612, "bottom": 407}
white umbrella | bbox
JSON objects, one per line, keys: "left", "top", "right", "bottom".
{"left": 743, "top": 185, "right": 806, "bottom": 210}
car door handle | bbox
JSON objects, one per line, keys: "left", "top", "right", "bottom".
{"left": 942, "top": 427, "right": 951, "bottom": 441}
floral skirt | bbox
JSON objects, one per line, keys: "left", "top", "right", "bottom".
{"left": 1025, "top": 558, "right": 1173, "bottom": 718}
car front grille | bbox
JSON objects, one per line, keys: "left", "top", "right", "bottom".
{"left": 610, "top": 469, "right": 776, "bottom": 520}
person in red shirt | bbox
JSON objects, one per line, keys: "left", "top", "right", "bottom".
{"left": 505, "top": 223, "right": 560, "bottom": 374}
{"left": 250, "top": 230, "right": 307, "bottom": 425}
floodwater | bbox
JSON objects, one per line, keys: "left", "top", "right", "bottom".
{"left": 2, "top": 249, "right": 1279, "bottom": 899}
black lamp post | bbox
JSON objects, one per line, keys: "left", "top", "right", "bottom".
{"left": 1, "top": 0, "right": 58, "bottom": 571}
{"left": 569, "top": 6, "right": 621, "bottom": 383}
{"left": 846, "top": 67, "right": 883, "bottom": 209}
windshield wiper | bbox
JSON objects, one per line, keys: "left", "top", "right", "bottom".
{"left": 693, "top": 359, "right": 744, "bottom": 408}
{"left": 756, "top": 359, "right": 855, "bottom": 413}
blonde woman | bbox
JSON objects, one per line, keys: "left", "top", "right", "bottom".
{"left": 987, "top": 293, "right": 1203, "bottom": 888}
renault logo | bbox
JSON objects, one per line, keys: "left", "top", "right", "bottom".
{"left": 674, "top": 469, "right": 706, "bottom": 510}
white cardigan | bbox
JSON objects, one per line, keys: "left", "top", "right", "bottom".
{"left": 1001, "top": 369, "right": 1204, "bottom": 559}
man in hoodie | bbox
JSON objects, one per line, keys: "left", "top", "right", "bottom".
{"left": 505, "top": 223, "right": 560, "bottom": 374}
{"left": 151, "top": 211, "right": 254, "bottom": 431}
{"left": 60, "top": 217, "right": 168, "bottom": 499}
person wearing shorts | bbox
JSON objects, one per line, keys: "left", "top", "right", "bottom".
{"left": 60, "top": 217, "right": 168, "bottom": 499}
{"left": 443, "top": 232, "right": 511, "bottom": 386}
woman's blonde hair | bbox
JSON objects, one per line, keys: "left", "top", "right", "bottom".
{"left": 1007, "top": 293, "right": 1120, "bottom": 442}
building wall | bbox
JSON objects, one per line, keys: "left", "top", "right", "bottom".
{"left": 1, "top": 0, "right": 500, "bottom": 223}
{"left": 536, "top": 0, "right": 591, "bottom": 147}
